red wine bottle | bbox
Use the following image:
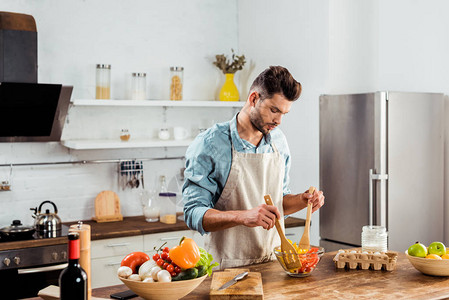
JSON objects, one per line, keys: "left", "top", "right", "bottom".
{"left": 59, "top": 232, "right": 87, "bottom": 300}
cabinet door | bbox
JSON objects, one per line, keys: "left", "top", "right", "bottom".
{"left": 285, "top": 226, "right": 304, "bottom": 245}
{"left": 91, "top": 254, "right": 125, "bottom": 288}
{"left": 143, "top": 230, "right": 194, "bottom": 253}
{"left": 91, "top": 235, "right": 144, "bottom": 259}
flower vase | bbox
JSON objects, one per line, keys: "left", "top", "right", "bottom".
{"left": 219, "top": 73, "right": 240, "bottom": 102}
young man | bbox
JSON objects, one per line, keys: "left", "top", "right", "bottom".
{"left": 183, "top": 66, "right": 325, "bottom": 269}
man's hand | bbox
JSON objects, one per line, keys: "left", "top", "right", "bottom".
{"left": 283, "top": 188, "right": 325, "bottom": 215}
{"left": 238, "top": 203, "right": 281, "bottom": 230}
{"left": 303, "top": 188, "right": 325, "bottom": 213}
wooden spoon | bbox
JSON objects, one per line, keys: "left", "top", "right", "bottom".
{"left": 264, "top": 194, "right": 301, "bottom": 270}
{"left": 298, "top": 186, "right": 315, "bottom": 250}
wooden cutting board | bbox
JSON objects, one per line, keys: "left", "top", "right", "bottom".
{"left": 92, "top": 190, "right": 123, "bottom": 223}
{"left": 210, "top": 268, "right": 263, "bottom": 299}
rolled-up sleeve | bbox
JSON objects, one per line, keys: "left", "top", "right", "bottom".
{"left": 182, "top": 135, "right": 218, "bottom": 235}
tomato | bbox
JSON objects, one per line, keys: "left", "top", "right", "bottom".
{"left": 163, "top": 247, "right": 170, "bottom": 253}
{"left": 156, "top": 258, "right": 164, "bottom": 266}
{"left": 166, "top": 264, "right": 174, "bottom": 273}
{"left": 174, "top": 266, "right": 181, "bottom": 273}
{"left": 152, "top": 253, "right": 160, "bottom": 261}
{"left": 161, "top": 252, "right": 169, "bottom": 260}
{"left": 171, "top": 271, "right": 177, "bottom": 277}
{"left": 163, "top": 262, "right": 169, "bottom": 269}
{"left": 120, "top": 252, "right": 150, "bottom": 274}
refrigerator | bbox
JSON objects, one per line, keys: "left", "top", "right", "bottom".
{"left": 319, "top": 91, "right": 444, "bottom": 252}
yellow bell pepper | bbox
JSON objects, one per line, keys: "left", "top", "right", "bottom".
{"left": 169, "top": 236, "right": 201, "bottom": 269}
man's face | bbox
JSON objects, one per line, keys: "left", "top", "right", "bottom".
{"left": 249, "top": 93, "right": 292, "bottom": 135}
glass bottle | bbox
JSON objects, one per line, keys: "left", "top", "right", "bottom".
{"left": 361, "top": 225, "right": 388, "bottom": 252}
{"left": 96, "top": 64, "right": 111, "bottom": 99}
{"left": 59, "top": 232, "right": 87, "bottom": 300}
{"left": 170, "top": 66, "right": 184, "bottom": 100}
{"left": 131, "top": 72, "right": 146, "bottom": 100}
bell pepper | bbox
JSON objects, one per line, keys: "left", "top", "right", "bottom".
{"left": 169, "top": 236, "right": 201, "bottom": 269}
{"left": 120, "top": 251, "right": 150, "bottom": 274}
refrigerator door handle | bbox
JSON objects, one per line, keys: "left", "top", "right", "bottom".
{"left": 369, "top": 169, "right": 389, "bottom": 225}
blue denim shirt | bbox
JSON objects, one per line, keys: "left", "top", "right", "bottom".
{"left": 182, "top": 114, "right": 292, "bottom": 235}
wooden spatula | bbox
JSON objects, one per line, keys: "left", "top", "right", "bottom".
{"left": 264, "top": 194, "right": 301, "bottom": 270}
{"left": 298, "top": 186, "right": 315, "bottom": 250}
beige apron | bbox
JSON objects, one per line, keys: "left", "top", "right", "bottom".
{"left": 205, "top": 141, "right": 285, "bottom": 269}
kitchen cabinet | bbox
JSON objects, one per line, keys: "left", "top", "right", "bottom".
{"left": 91, "top": 229, "right": 200, "bottom": 288}
{"left": 284, "top": 226, "right": 305, "bottom": 245}
{"left": 61, "top": 100, "right": 244, "bottom": 150}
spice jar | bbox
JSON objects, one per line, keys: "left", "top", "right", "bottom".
{"left": 170, "top": 66, "right": 183, "bottom": 100}
{"left": 120, "top": 129, "right": 130, "bottom": 141}
{"left": 96, "top": 64, "right": 111, "bottom": 99}
{"left": 361, "top": 225, "right": 388, "bottom": 252}
{"left": 131, "top": 73, "right": 146, "bottom": 100}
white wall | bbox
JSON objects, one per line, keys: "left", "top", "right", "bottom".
{"left": 0, "top": 0, "right": 239, "bottom": 227}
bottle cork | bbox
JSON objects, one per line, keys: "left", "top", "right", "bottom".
{"left": 69, "top": 222, "right": 91, "bottom": 300}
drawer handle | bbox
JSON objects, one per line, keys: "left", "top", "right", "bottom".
{"left": 106, "top": 262, "right": 122, "bottom": 266}
{"left": 106, "top": 242, "right": 131, "bottom": 247}
{"left": 285, "top": 233, "right": 295, "bottom": 237}
{"left": 160, "top": 237, "right": 181, "bottom": 241}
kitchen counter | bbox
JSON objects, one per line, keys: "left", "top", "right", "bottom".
{"left": 91, "top": 250, "right": 449, "bottom": 300}
{"left": 0, "top": 215, "right": 305, "bottom": 251}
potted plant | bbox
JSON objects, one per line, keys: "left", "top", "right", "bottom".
{"left": 213, "top": 49, "right": 246, "bottom": 101}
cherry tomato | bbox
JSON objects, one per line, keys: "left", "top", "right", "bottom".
{"left": 171, "top": 271, "right": 177, "bottom": 277}
{"left": 163, "top": 247, "right": 170, "bottom": 253}
{"left": 152, "top": 253, "right": 160, "bottom": 261}
{"left": 120, "top": 252, "right": 150, "bottom": 274}
{"left": 174, "top": 266, "right": 181, "bottom": 273}
{"left": 166, "top": 264, "right": 174, "bottom": 273}
{"left": 163, "top": 262, "right": 169, "bottom": 269}
{"left": 161, "top": 252, "right": 169, "bottom": 260}
{"left": 166, "top": 257, "right": 172, "bottom": 263}
{"left": 156, "top": 258, "right": 164, "bottom": 266}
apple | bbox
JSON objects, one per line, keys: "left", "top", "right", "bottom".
{"left": 428, "top": 242, "right": 446, "bottom": 257}
{"left": 407, "top": 242, "right": 427, "bottom": 258}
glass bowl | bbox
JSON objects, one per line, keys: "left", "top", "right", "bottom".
{"left": 273, "top": 245, "right": 324, "bottom": 277}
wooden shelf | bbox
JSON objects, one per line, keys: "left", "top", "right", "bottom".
{"left": 71, "top": 99, "right": 245, "bottom": 108}
{"left": 61, "top": 139, "right": 194, "bottom": 150}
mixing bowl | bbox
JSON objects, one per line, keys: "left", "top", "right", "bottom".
{"left": 274, "top": 245, "right": 324, "bottom": 277}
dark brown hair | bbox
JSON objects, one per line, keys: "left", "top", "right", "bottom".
{"left": 249, "top": 66, "right": 302, "bottom": 101}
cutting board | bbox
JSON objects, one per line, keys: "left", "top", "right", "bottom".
{"left": 92, "top": 190, "right": 123, "bottom": 223}
{"left": 210, "top": 268, "right": 263, "bottom": 299}
{"left": 38, "top": 285, "right": 107, "bottom": 300}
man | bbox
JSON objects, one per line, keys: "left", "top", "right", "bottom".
{"left": 183, "top": 66, "right": 325, "bottom": 269}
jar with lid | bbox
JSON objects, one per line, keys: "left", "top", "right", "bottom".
{"left": 361, "top": 225, "right": 388, "bottom": 252}
{"left": 131, "top": 73, "right": 146, "bottom": 100}
{"left": 170, "top": 66, "right": 183, "bottom": 100}
{"left": 140, "top": 190, "right": 159, "bottom": 222}
{"left": 96, "top": 64, "right": 111, "bottom": 99}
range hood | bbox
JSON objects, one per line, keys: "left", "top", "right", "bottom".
{"left": 0, "top": 82, "right": 72, "bottom": 142}
{"left": 0, "top": 12, "right": 73, "bottom": 142}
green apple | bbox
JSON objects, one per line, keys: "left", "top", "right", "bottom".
{"left": 428, "top": 242, "right": 446, "bottom": 257}
{"left": 407, "top": 242, "right": 427, "bottom": 258}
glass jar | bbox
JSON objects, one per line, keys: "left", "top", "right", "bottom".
{"left": 120, "top": 129, "right": 130, "bottom": 141}
{"left": 131, "top": 73, "right": 146, "bottom": 100}
{"left": 140, "top": 190, "right": 159, "bottom": 222}
{"left": 170, "top": 66, "right": 183, "bottom": 100}
{"left": 361, "top": 225, "right": 388, "bottom": 252}
{"left": 96, "top": 64, "right": 111, "bottom": 99}
{"left": 159, "top": 192, "right": 177, "bottom": 224}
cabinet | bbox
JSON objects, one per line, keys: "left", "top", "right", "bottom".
{"left": 61, "top": 100, "right": 244, "bottom": 150}
{"left": 285, "top": 226, "right": 305, "bottom": 245}
{"left": 90, "top": 229, "right": 202, "bottom": 288}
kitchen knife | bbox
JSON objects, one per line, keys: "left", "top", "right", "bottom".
{"left": 217, "top": 271, "right": 249, "bottom": 291}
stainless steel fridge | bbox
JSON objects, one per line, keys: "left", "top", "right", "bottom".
{"left": 319, "top": 91, "right": 444, "bottom": 252}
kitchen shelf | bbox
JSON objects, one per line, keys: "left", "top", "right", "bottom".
{"left": 71, "top": 99, "right": 245, "bottom": 108}
{"left": 61, "top": 139, "right": 194, "bottom": 150}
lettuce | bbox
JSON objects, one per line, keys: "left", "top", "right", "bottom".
{"left": 195, "top": 247, "right": 219, "bottom": 276}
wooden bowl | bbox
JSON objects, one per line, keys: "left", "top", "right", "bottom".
{"left": 119, "top": 275, "right": 206, "bottom": 300}
{"left": 405, "top": 250, "right": 449, "bottom": 276}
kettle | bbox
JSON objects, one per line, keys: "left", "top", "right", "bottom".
{"left": 30, "top": 200, "right": 62, "bottom": 232}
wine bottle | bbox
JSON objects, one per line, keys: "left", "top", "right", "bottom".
{"left": 59, "top": 232, "right": 87, "bottom": 300}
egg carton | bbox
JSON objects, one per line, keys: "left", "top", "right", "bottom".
{"left": 333, "top": 249, "right": 398, "bottom": 271}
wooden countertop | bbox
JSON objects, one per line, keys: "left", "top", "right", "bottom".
{"left": 0, "top": 216, "right": 305, "bottom": 251}
{"left": 91, "top": 250, "right": 449, "bottom": 300}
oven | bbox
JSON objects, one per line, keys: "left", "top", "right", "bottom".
{"left": 0, "top": 225, "right": 69, "bottom": 299}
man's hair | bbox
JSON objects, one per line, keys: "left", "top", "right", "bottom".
{"left": 249, "top": 66, "right": 302, "bottom": 101}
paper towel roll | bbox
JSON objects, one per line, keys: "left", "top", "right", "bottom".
{"left": 70, "top": 222, "right": 91, "bottom": 300}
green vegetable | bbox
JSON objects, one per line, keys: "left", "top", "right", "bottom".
{"left": 195, "top": 247, "right": 219, "bottom": 276}
{"left": 172, "top": 267, "right": 198, "bottom": 281}
{"left": 196, "top": 265, "right": 207, "bottom": 277}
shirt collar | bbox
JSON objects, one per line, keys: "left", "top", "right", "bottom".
{"left": 230, "top": 113, "right": 272, "bottom": 150}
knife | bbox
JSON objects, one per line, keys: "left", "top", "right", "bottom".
{"left": 217, "top": 271, "right": 249, "bottom": 291}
